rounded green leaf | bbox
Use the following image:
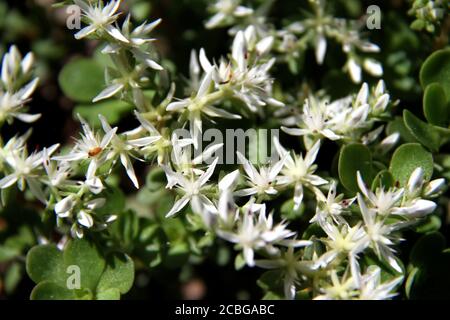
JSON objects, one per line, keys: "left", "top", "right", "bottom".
{"left": 423, "top": 83, "right": 448, "bottom": 127}
{"left": 403, "top": 110, "right": 441, "bottom": 152}
{"left": 97, "top": 253, "right": 134, "bottom": 294}
{"left": 26, "top": 245, "right": 65, "bottom": 286}
{"left": 410, "top": 232, "right": 445, "bottom": 267}
{"left": 420, "top": 49, "right": 450, "bottom": 97}
{"left": 338, "top": 143, "right": 373, "bottom": 192}
{"left": 58, "top": 58, "right": 105, "bottom": 103}
{"left": 371, "top": 170, "right": 395, "bottom": 190}
{"left": 30, "top": 281, "right": 76, "bottom": 300}
{"left": 74, "top": 100, "right": 134, "bottom": 128}
{"left": 389, "top": 143, "right": 433, "bottom": 186}
{"left": 63, "top": 239, "right": 105, "bottom": 291}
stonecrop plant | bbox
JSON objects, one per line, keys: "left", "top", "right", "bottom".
{"left": 0, "top": 0, "right": 449, "bottom": 300}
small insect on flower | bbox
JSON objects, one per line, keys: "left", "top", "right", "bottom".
{"left": 88, "top": 147, "right": 103, "bottom": 157}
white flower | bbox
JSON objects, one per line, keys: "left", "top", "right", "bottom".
{"left": 0, "top": 144, "right": 59, "bottom": 203}
{"left": 357, "top": 171, "right": 403, "bottom": 216}
{"left": 255, "top": 246, "right": 317, "bottom": 299}
{"left": 282, "top": 97, "right": 342, "bottom": 141}
{"left": 98, "top": 114, "right": 145, "bottom": 188}
{"left": 0, "top": 46, "right": 40, "bottom": 124}
{"left": 199, "top": 31, "right": 284, "bottom": 113}
{"left": 162, "top": 158, "right": 219, "bottom": 217}
{"left": 52, "top": 114, "right": 117, "bottom": 180}
{"left": 74, "top": 0, "right": 128, "bottom": 43}
{"left": 205, "top": 0, "right": 253, "bottom": 29}
{"left": 217, "top": 202, "right": 309, "bottom": 267}
{"left": 101, "top": 16, "right": 163, "bottom": 70}
{"left": 274, "top": 138, "right": 328, "bottom": 209}
{"left": 310, "top": 181, "right": 354, "bottom": 223}
{"left": 167, "top": 69, "right": 240, "bottom": 147}
{"left": 42, "top": 147, "right": 74, "bottom": 188}
{"left": 357, "top": 193, "right": 402, "bottom": 272}
{"left": 315, "top": 270, "right": 358, "bottom": 300}
{"left": 1, "top": 45, "right": 35, "bottom": 90}
{"left": 357, "top": 266, "right": 403, "bottom": 300}
{"left": 316, "top": 218, "right": 369, "bottom": 284}
{"left": 235, "top": 151, "right": 285, "bottom": 197}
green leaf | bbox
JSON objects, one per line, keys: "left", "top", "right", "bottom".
{"left": 164, "top": 241, "right": 190, "bottom": 269}
{"left": 386, "top": 117, "right": 417, "bottom": 143}
{"left": 280, "top": 199, "right": 304, "bottom": 221}
{"left": 389, "top": 143, "right": 433, "bottom": 186}
{"left": 0, "top": 245, "right": 20, "bottom": 263}
{"left": 96, "top": 288, "right": 121, "bottom": 300}
{"left": 420, "top": 49, "right": 450, "bottom": 97}
{"left": 338, "top": 143, "right": 373, "bottom": 192}
{"left": 97, "top": 253, "right": 134, "bottom": 294}
{"left": 146, "top": 167, "right": 167, "bottom": 191}
{"left": 26, "top": 245, "right": 65, "bottom": 285}
{"left": 371, "top": 170, "right": 395, "bottom": 190}
{"left": 415, "top": 215, "right": 442, "bottom": 234}
{"left": 63, "top": 239, "right": 105, "bottom": 291}
{"left": 74, "top": 100, "right": 134, "bottom": 128}
{"left": 257, "top": 270, "right": 284, "bottom": 297}
{"left": 30, "top": 281, "right": 76, "bottom": 300}
{"left": 58, "top": 58, "right": 105, "bottom": 103}
{"left": 423, "top": 83, "right": 448, "bottom": 127}
{"left": 403, "top": 110, "right": 441, "bottom": 152}
{"left": 4, "top": 262, "right": 22, "bottom": 294}
{"left": 410, "top": 232, "right": 445, "bottom": 267}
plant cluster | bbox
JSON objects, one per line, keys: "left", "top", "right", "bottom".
{"left": 0, "top": 0, "right": 449, "bottom": 300}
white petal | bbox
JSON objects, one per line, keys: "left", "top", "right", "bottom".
{"left": 0, "top": 174, "right": 18, "bottom": 189}
{"left": 93, "top": 83, "right": 124, "bottom": 102}
{"left": 166, "top": 196, "right": 190, "bottom": 218}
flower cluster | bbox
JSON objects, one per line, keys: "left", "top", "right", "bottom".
{"left": 2, "top": 0, "right": 447, "bottom": 301}
{"left": 280, "top": 80, "right": 395, "bottom": 149}
{"left": 408, "top": 0, "right": 449, "bottom": 33}
{"left": 204, "top": 0, "right": 383, "bottom": 83}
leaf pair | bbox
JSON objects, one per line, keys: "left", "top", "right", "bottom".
{"left": 26, "top": 239, "right": 134, "bottom": 300}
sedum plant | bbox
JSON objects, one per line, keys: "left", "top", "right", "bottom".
{"left": 0, "top": 0, "right": 449, "bottom": 300}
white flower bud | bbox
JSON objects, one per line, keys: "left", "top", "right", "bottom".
{"left": 424, "top": 178, "right": 446, "bottom": 197}
{"left": 407, "top": 167, "right": 424, "bottom": 194}
{"left": 363, "top": 58, "right": 383, "bottom": 77}
{"left": 55, "top": 196, "right": 75, "bottom": 218}
{"left": 78, "top": 210, "right": 94, "bottom": 228}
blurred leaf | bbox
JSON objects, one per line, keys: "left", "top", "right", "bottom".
{"left": 59, "top": 58, "right": 105, "bottom": 103}
{"left": 74, "top": 100, "right": 134, "bottom": 128}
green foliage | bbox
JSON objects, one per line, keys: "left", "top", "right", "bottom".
{"left": 74, "top": 100, "right": 134, "bottom": 128}
{"left": 389, "top": 143, "right": 433, "bottom": 186}
{"left": 26, "top": 239, "right": 134, "bottom": 300}
{"left": 58, "top": 58, "right": 105, "bottom": 103}
{"left": 338, "top": 143, "right": 373, "bottom": 192}
{"left": 420, "top": 49, "right": 450, "bottom": 97}
{"left": 423, "top": 83, "right": 448, "bottom": 127}
{"left": 406, "top": 232, "right": 450, "bottom": 299}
